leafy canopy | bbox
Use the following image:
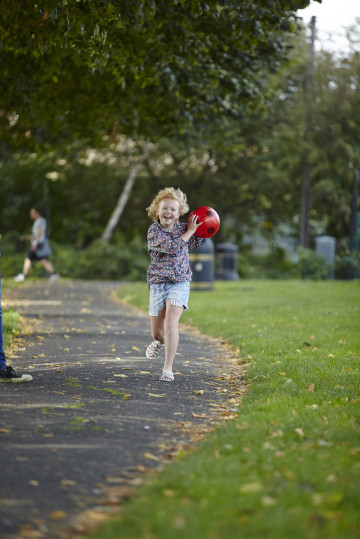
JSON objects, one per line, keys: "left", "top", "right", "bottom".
{"left": 1, "top": 0, "right": 313, "bottom": 150}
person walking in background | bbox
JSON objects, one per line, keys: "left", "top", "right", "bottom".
{"left": 0, "top": 277, "right": 32, "bottom": 382}
{"left": 14, "top": 207, "right": 59, "bottom": 282}
{"left": 145, "top": 187, "right": 203, "bottom": 381}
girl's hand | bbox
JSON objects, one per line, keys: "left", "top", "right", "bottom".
{"left": 187, "top": 214, "right": 202, "bottom": 235}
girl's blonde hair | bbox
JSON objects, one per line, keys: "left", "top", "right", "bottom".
{"left": 147, "top": 187, "right": 189, "bottom": 221}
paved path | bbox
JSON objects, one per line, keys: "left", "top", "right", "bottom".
{"left": 1, "top": 280, "right": 240, "bottom": 538}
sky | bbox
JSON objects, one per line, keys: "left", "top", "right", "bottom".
{"left": 298, "top": 0, "right": 359, "bottom": 51}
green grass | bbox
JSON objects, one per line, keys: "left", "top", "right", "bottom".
{"left": 87, "top": 280, "right": 360, "bottom": 539}
{"left": 2, "top": 308, "right": 20, "bottom": 351}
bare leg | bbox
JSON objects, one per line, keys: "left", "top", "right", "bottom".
{"left": 39, "top": 259, "right": 55, "bottom": 275}
{"left": 149, "top": 306, "right": 166, "bottom": 344}
{"left": 22, "top": 258, "right": 32, "bottom": 276}
{"left": 162, "top": 299, "right": 184, "bottom": 376}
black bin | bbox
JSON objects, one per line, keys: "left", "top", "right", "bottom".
{"left": 215, "top": 243, "right": 239, "bottom": 280}
{"left": 189, "top": 238, "right": 214, "bottom": 291}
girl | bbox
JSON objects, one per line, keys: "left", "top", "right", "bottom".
{"left": 146, "top": 187, "right": 203, "bottom": 381}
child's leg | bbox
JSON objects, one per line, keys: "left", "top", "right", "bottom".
{"left": 149, "top": 306, "right": 166, "bottom": 343}
{"left": 23, "top": 257, "right": 32, "bottom": 276}
{"left": 162, "top": 299, "right": 184, "bottom": 374}
{"left": 39, "top": 259, "right": 55, "bottom": 275}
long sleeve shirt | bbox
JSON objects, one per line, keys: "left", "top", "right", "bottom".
{"left": 147, "top": 221, "right": 203, "bottom": 286}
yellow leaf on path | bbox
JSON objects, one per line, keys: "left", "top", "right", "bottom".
{"left": 61, "top": 479, "right": 76, "bottom": 487}
{"left": 143, "top": 452, "right": 159, "bottom": 461}
{"left": 132, "top": 346, "right": 141, "bottom": 351}
{"left": 191, "top": 412, "right": 208, "bottom": 418}
{"left": 194, "top": 390, "right": 204, "bottom": 395}
{"left": 0, "top": 429, "right": 10, "bottom": 434}
{"left": 113, "top": 374, "right": 128, "bottom": 378}
{"left": 51, "top": 510, "right": 66, "bottom": 520}
{"left": 29, "top": 480, "right": 39, "bottom": 486}
{"left": 148, "top": 393, "right": 166, "bottom": 398}
{"left": 307, "top": 383, "right": 315, "bottom": 392}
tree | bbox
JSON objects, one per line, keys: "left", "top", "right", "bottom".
{"left": 0, "top": 0, "right": 314, "bottom": 152}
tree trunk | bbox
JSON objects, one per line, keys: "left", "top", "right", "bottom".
{"left": 101, "top": 144, "right": 150, "bottom": 243}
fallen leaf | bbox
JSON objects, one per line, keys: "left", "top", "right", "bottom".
{"left": 163, "top": 489, "right": 175, "bottom": 497}
{"left": 240, "top": 482, "right": 263, "bottom": 494}
{"left": 29, "top": 480, "right": 39, "bottom": 487}
{"left": 132, "top": 346, "right": 141, "bottom": 351}
{"left": 143, "top": 452, "right": 159, "bottom": 461}
{"left": 0, "top": 429, "right": 11, "bottom": 434}
{"left": 191, "top": 412, "right": 208, "bottom": 418}
{"left": 148, "top": 393, "right": 166, "bottom": 398}
{"left": 295, "top": 428, "right": 304, "bottom": 437}
{"left": 194, "top": 390, "right": 204, "bottom": 395}
{"left": 51, "top": 510, "right": 66, "bottom": 520}
{"left": 113, "top": 374, "right": 128, "bottom": 378}
{"left": 261, "top": 496, "right": 277, "bottom": 506}
{"left": 61, "top": 479, "right": 76, "bottom": 487}
{"left": 307, "top": 383, "right": 315, "bottom": 392}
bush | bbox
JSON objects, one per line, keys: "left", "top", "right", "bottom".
{"left": 0, "top": 232, "right": 149, "bottom": 281}
{"left": 237, "top": 246, "right": 298, "bottom": 279}
{"left": 297, "top": 248, "right": 330, "bottom": 280}
{"left": 73, "top": 236, "right": 148, "bottom": 280}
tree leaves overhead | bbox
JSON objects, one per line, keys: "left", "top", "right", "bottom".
{"left": 0, "top": 0, "right": 313, "bottom": 149}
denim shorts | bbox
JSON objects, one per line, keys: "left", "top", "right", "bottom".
{"left": 149, "top": 281, "right": 190, "bottom": 317}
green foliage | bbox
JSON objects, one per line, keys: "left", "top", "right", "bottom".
{"left": 73, "top": 236, "right": 148, "bottom": 281}
{"left": 1, "top": 234, "right": 149, "bottom": 281}
{"left": 0, "top": 0, "right": 312, "bottom": 150}
{"left": 238, "top": 246, "right": 298, "bottom": 279}
{"left": 298, "top": 248, "right": 330, "bottom": 280}
{"left": 2, "top": 309, "right": 20, "bottom": 350}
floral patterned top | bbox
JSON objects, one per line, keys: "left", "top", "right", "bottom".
{"left": 147, "top": 221, "right": 203, "bottom": 286}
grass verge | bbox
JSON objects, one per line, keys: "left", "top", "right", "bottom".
{"left": 73, "top": 281, "right": 359, "bottom": 537}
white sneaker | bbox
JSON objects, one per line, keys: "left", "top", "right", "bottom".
{"left": 14, "top": 273, "right": 25, "bottom": 282}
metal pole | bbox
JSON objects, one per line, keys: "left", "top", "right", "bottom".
{"left": 349, "top": 169, "right": 359, "bottom": 279}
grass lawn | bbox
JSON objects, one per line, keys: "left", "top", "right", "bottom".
{"left": 1, "top": 280, "right": 20, "bottom": 353}
{"left": 87, "top": 280, "right": 360, "bottom": 539}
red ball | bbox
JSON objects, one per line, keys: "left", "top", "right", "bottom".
{"left": 188, "top": 206, "right": 220, "bottom": 238}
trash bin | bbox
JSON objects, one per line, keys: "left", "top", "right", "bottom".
{"left": 189, "top": 238, "right": 214, "bottom": 291}
{"left": 315, "top": 235, "right": 336, "bottom": 279}
{"left": 215, "top": 243, "right": 239, "bottom": 280}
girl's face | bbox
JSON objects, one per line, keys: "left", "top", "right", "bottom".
{"left": 157, "top": 198, "right": 180, "bottom": 231}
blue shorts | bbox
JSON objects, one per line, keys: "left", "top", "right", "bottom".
{"left": 149, "top": 281, "right": 190, "bottom": 317}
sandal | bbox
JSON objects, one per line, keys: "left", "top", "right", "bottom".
{"left": 146, "top": 340, "right": 164, "bottom": 359}
{"left": 159, "top": 370, "right": 174, "bottom": 382}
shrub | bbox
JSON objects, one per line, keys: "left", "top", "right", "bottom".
{"left": 297, "top": 247, "right": 330, "bottom": 280}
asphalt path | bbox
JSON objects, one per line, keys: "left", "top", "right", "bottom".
{"left": 1, "top": 280, "right": 241, "bottom": 538}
